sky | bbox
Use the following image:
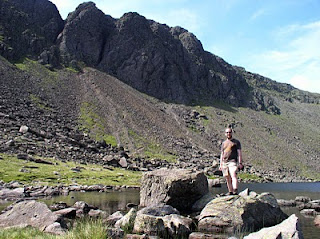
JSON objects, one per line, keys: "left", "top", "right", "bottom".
{"left": 50, "top": 0, "right": 320, "bottom": 94}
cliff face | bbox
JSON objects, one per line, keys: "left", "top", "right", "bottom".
{"left": 0, "top": 0, "right": 64, "bottom": 61}
{"left": 57, "top": 3, "right": 249, "bottom": 107}
{"left": 2, "top": 1, "right": 317, "bottom": 111}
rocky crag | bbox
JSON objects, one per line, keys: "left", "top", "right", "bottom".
{"left": 0, "top": 0, "right": 319, "bottom": 181}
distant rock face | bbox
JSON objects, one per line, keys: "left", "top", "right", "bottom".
{"left": 0, "top": 0, "right": 64, "bottom": 61}
{"left": 57, "top": 3, "right": 250, "bottom": 107}
{"left": 58, "top": 2, "right": 115, "bottom": 66}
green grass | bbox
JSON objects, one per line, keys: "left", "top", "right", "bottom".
{"left": 0, "top": 153, "right": 141, "bottom": 186}
{"left": 128, "top": 129, "right": 177, "bottom": 163}
{"left": 29, "top": 94, "right": 52, "bottom": 111}
{"left": 238, "top": 173, "right": 263, "bottom": 182}
{"left": 64, "top": 218, "right": 106, "bottom": 239}
{"left": 14, "top": 58, "right": 59, "bottom": 89}
{"left": 0, "top": 226, "right": 57, "bottom": 239}
{"left": 79, "top": 102, "right": 117, "bottom": 147}
{"left": 0, "top": 218, "right": 106, "bottom": 239}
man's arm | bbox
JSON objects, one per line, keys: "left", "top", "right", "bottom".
{"left": 237, "top": 149, "right": 242, "bottom": 164}
{"left": 219, "top": 151, "right": 223, "bottom": 170}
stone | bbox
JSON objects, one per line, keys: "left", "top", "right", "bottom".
{"left": 277, "top": 199, "right": 296, "bottom": 207}
{"left": 244, "top": 214, "right": 303, "bottom": 239}
{"left": 88, "top": 209, "right": 107, "bottom": 218}
{"left": 126, "top": 234, "right": 158, "bottom": 239}
{"left": 140, "top": 168, "right": 208, "bottom": 212}
{"left": 53, "top": 207, "right": 77, "bottom": 219}
{"left": 119, "top": 157, "right": 128, "bottom": 168}
{"left": 0, "top": 188, "right": 25, "bottom": 200}
{"left": 19, "top": 125, "right": 29, "bottom": 134}
{"left": 257, "top": 192, "right": 280, "bottom": 208}
{"left": 133, "top": 205, "right": 192, "bottom": 238}
{"left": 295, "top": 196, "right": 311, "bottom": 203}
{"left": 314, "top": 215, "right": 320, "bottom": 227}
{"left": 44, "top": 222, "right": 67, "bottom": 235}
{"left": 188, "top": 232, "right": 226, "bottom": 239}
{"left": 0, "top": 200, "right": 65, "bottom": 232}
{"left": 198, "top": 190, "right": 288, "bottom": 233}
{"left": 115, "top": 208, "right": 137, "bottom": 228}
{"left": 107, "top": 211, "right": 124, "bottom": 226}
{"left": 106, "top": 227, "right": 124, "bottom": 239}
{"left": 300, "top": 209, "right": 316, "bottom": 216}
{"left": 207, "top": 179, "right": 221, "bottom": 188}
{"left": 192, "top": 193, "right": 215, "bottom": 212}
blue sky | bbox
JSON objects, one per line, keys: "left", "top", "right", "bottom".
{"left": 50, "top": 0, "right": 320, "bottom": 94}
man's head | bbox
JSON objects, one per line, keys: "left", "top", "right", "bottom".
{"left": 225, "top": 128, "right": 233, "bottom": 139}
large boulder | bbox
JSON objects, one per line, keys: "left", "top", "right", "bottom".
{"left": 0, "top": 200, "right": 66, "bottom": 235}
{"left": 244, "top": 214, "right": 303, "bottom": 239}
{"left": 133, "top": 205, "right": 192, "bottom": 238}
{"left": 139, "top": 168, "right": 208, "bottom": 212}
{"left": 198, "top": 190, "right": 288, "bottom": 234}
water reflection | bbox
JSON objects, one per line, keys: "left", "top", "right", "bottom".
{"left": 41, "top": 189, "right": 140, "bottom": 215}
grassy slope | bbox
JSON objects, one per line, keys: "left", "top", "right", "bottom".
{"left": 191, "top": 99, "right": 320, "bottom": 180}
{"left": 0, "top": 153, "right": 141, "bottom": 186}
{"left": 2, "top": 58, "right": 319, "bottom": 181}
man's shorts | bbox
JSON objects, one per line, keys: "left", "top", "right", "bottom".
{"left": 221, "top": 162, "right": 237, "bottom": 177}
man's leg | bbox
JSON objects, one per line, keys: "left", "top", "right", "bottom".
{"left": 225, "top": 174, "right": 233, "bottom": 194}
{"left": 229, "top": 165, "right": 238, "bottom": 194}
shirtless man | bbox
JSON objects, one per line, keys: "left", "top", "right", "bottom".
{"left": 220, "top": 128, "right": 243, "bottom": 195}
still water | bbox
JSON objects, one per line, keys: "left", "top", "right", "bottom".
{"left": 42, "top": 182, "right": 320, "bottom": 238}
{"left": 1, "top": 182, "right": 319, "bottom": 238}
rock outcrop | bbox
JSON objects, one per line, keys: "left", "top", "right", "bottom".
{"left": 244, "top": 214, "right": 303, "bottom": 239}
{"left": 0, "top": 0, "right": 64, "bottom": 61}
{"left": 132, "top": 205, "right": 192, "bottom": 238}
{"left": 0, "top": 200, "right": 66, "bottom": 235}
{"left": 139, "top": 168, "right": 208, "bottom": 212}
{"left": 57, "top": 3, "right": 250, "bottom": 107}
{"left": 198, "top": 190, "right": 288, "bottom": 233}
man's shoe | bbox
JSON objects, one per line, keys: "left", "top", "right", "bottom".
{"left": 233, "top": 190, "right": 238, "bottom": 195}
